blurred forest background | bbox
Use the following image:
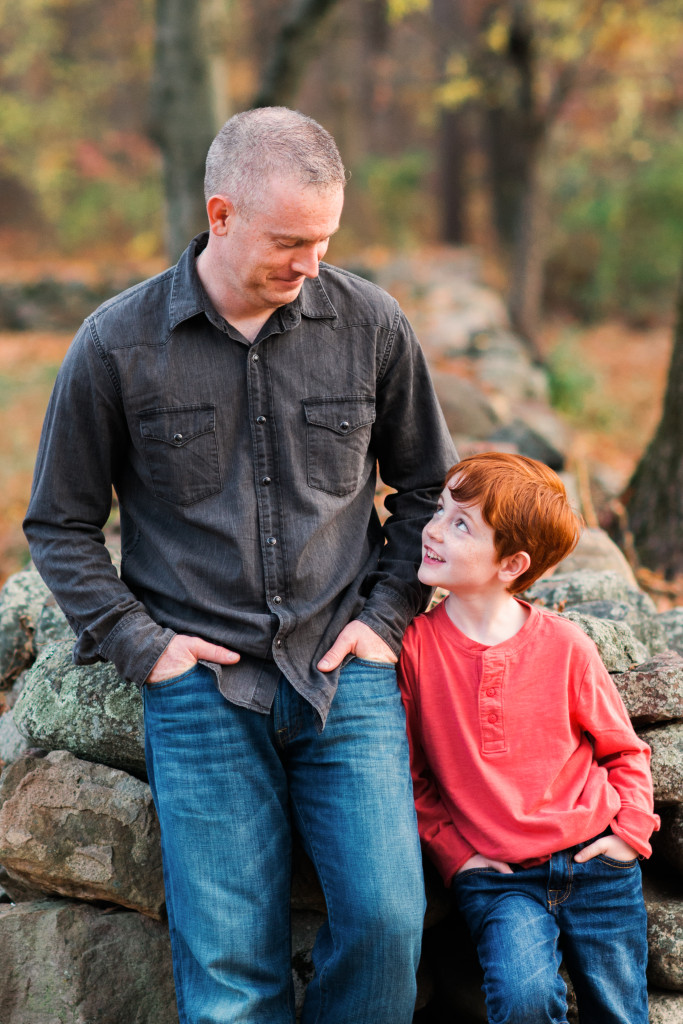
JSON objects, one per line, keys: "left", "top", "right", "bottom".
{"left": 0, "top": 0, "right": 682, "bottom": 588}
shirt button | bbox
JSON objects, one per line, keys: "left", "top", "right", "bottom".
{"left": 252, "top": 353, "right": 259, "bottom": 362}
{"left": 275, "top": 639, "right": 282, "bottom": 648}
{"left": 487, "top": 688, "right": 496, "bottom": 696}
{"left": 273, "top": 595, "right": 282, "bottom": 604}
{"left": 173, "top": 433, "right": 183, "bottom": 443}
{"left": 266, "top": 536, "right": 277, "bottom": 546}
{"left": 261, "top": 476, "right": 272, "bottom": 486}
{"left": 339, "top": 421, "right": 350, "bottom": 432}
{"left": 256, "top": 415, "right": 267, "bottom": 425}
{"left": 488, "top": 714, "right": 498, "bottom": 724}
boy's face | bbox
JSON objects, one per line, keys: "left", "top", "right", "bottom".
{"left": 418, "top": 477, "right": 503, "bottom": 594}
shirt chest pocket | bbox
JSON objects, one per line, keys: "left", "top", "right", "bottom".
{"left": 139, "top": 405, "right": 222, "bottom": 506}
{"left": 303, "top": 396, "right": 376, "bottom": 497}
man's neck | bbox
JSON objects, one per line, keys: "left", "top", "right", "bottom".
{"left": 195, "top": 249, "right": 277, "bottom": 343}
{"left": 444, "top": 591, "right": 529, "bottom": 647}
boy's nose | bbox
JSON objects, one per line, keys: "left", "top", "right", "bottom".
{"left": 424, "top": 517, "right": 441, "bottom": 541}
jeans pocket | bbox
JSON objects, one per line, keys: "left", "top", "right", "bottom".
{"left": 597, "top": 854, "right": 638, "bottom": 868}
{"left": 145, "top": 664, "right": 203, "bottom": 690}
{"left": 139, "top": 405, "right": 222, "bottom": 506}
{"left": 303, "top": 395, "right": 375, "bottom": 496}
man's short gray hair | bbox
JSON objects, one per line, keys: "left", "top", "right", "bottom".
{"left": 204, "top": 107, "right": 346, "bottom": 215}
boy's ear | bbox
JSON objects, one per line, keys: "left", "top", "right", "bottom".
{"left": 498, "top": 551, "right": 531, "bottom": 584}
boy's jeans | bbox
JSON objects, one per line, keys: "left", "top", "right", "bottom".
{"left": 143, "top": 659, "right": 425, "bottom": 1024}
{"left": 453, "top": 835, "right": 648, "bottom": 1024}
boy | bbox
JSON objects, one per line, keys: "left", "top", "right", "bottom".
{"left": 398, "top": 452, "right": 659, "bottom": 1024}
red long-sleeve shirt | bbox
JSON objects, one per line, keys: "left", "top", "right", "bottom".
{"left": 398, "top": 599, "right": 660, "bottom": 886}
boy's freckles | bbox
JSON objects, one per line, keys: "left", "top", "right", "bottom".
{"left": 417, "top": 484, "right": 502, "bottom": 592}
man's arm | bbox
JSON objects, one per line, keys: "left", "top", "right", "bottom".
{"left": 24, "top": 322, "right": 238, "bottom": 684}
{"left": 319, "top": 309, "right": 456, "bottom": 668}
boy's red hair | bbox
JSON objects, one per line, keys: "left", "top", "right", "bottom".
{"left": 445, "top": 452, "right": 583, "bottom": 594}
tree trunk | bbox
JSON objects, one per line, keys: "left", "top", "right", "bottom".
{"left": 626, "top": 263, "right": 683, "bottom": 579}
{"left": 506, "top": 134, "right": 548, "bottom": 357}
{"left": 252, "top": 0, "right": 341, "bottom": 109}
{"left": 149, "top": 0, "right": 216, "bottom": 261}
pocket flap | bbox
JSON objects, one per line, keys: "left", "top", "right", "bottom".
{"left": 140, "top": 406, "right": 216, "bottom": 447}
{"left": 303, "top": 397, "right": 375, "bottom": 436}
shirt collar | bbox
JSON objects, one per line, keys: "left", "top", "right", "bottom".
{"left": 168, "top": 233, "right": 339, "bottom": 332}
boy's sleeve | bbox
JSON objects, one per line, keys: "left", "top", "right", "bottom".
{"left": 576, "top": 652, "right": 660, "bottom": 858}
{"left": 398, "top": 640, "right": 476, "bottom": 884}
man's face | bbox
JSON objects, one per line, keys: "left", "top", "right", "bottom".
{"left": 217, "top": 176, "right": 344, "bottom": 318}
{"left": 418, "top": 477, "right": 503, "bottom": 595}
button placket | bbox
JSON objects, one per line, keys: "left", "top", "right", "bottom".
{"left": 479, "top": 651, "right": 507, "bottom": 753}
{"left": 247, "top": 343, "right": 290, "bottom": 650}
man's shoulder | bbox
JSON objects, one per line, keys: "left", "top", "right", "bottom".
{"left": 86, "top": 265, "right": 177, "bottom": 351}
{"left": 314, "top": 263, "right": 401, "bottom": 328}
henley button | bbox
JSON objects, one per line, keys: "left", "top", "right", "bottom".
{"left": 273, "top": 595, "right": 282, "bottom": 604}
{"left": 256, "top": 415, "right": 267, "bottom": 425}
{"left": 486, "top": 688, "right": 496, "bottom": 696}
{"left": 266, "top": 536, "right": 277, "bottom": 546}
{"left": 261, "top": 476, "right": 272, "bottom": 486}
{"left": 488, "top": 714, "right": 498, "bottom": 724}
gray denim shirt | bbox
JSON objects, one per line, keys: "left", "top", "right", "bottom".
{"left": 24, "top": 233, "right": 456, "bottom": 727}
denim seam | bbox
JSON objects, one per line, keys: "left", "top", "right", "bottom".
{"left": 289, "top": 795, "right": 334, "bottom": 1024}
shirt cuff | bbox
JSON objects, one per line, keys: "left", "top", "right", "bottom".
{"left": 611, "top": 806, "right": 661, "bottom": 859}
{"left": 424, "top": 824, "right": 477, "bottom": 887}
{"left": 357, "top": 582, "right": 417, "bottom": 654}
{"left": 88, "top": 612, "right": 176, "bottom": 686}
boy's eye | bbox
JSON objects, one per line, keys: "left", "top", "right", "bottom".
{"left": 455, "top": 518, "right": 469, "bottom": 533}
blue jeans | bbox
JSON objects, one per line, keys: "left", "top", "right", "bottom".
{"left": 143, "top": 659, "right": 425, "bottom": 1024}
{"left": 452, "top": 837, "right": 649, "bottom": 1024}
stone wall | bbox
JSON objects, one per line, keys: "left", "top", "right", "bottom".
{"left": 1, "top": 559, "right": 682, "bottom": 1022}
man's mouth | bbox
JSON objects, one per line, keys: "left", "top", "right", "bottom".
{"left": 423, "top": 547, "right": 445, "bottom": 564}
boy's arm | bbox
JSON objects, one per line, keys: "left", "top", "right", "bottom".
{"left": 576, "top": 654, "right": 660, "bottom": 858}
{"left": 397, "top": 651, "right": 477, "bottom": 885}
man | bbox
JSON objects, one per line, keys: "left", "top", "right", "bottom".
{"left": 24, "top": 107, "right": 456, "bottom": 1024}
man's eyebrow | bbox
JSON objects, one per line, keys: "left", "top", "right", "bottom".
{"left": 269, "top": 225, "right": 341, "bottom": 243}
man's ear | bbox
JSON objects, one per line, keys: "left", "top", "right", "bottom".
{"left": 206, "top": 195, "right": 234, "bottom": 235}
{"left": 498, "top": 551, "right": 531, "bottom": 585}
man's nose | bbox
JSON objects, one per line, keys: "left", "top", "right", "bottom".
{"left": 292, "top": 246, "right": 320, "bottom": 278}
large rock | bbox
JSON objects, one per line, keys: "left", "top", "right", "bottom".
{"left": 0, "top": 707, "right": 30, "bottom": 769}
{"left": 560, "top": 612, "right": 649, "bottom": 672}
{"left": 13, "top": 641, "right": 145, "bottom": 775}
{"left": 0, "top": 749, "right": 164, "bottom": 918}
{"left": 638, "top": 723, "right": 683, "bottom": 806}
{"left": 0, "top": 567, "right": 50, "bottom": 688}
{"left": 555, "top": 528, "right": 637, "bottom": 584}
{"left": 611, "top": 653, "right": 683, "bottom": 726}
{"left": 430, "top": 371, "right": 501, "bottom": 440}
{"left": 658, "top": 609, "right": 683, "bottom": 658}
{"left": 0, "top": 898, "right": 179, "bottom": 1024}
{"left": 648, "top": 989, "right": 683, "bottom": 1022}
{"left": 526, "top": 570, "right": 657, "bottom": 618}
{"left": 643, "top": 873, "right": 683, "bottom": 992}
